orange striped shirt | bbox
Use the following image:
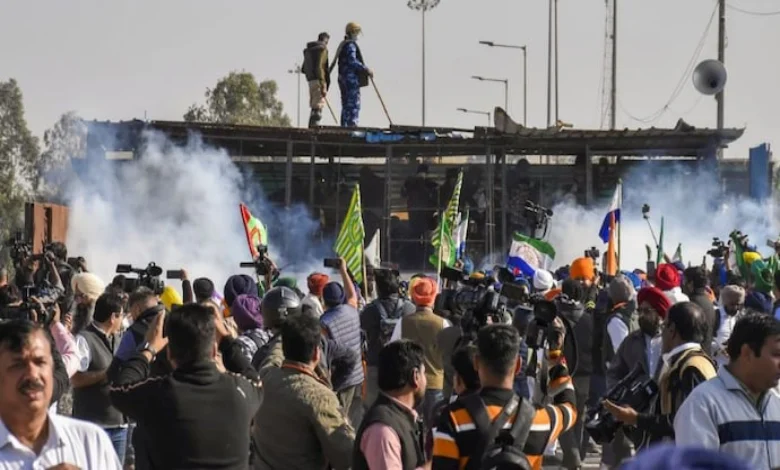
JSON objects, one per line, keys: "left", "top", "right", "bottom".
{"left": 432, "top": 367, "right": 576, "bottom": 470}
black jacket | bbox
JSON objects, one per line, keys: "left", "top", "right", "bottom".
{"left": 353, "top": 394, "right": 425, "bottom": 470}
{"left": 360, "top": 295, "right": 416, "bottom": 367}
{"left": 687, "top": 288, "right": 717, "bottom": 355}
{"left": 558, "top": 300, "right": 594, "bottom": 377}
{"left": 109, "top": 338, "right": 262, "bottom": 469}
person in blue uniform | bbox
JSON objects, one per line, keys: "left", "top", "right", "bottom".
{"left": 331, "top": 22, "right": 373, "bottom": 127}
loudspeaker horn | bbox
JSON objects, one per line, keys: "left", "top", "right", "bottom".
{"left": 692, "top": 59, "right": 727, "bottom": 95}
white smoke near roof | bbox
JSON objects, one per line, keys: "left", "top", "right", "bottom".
{"left": 64, "top": 130, "right": 331, "bottom": 294}
{"left": 546, "top": 162, "right": 776, "bottom": 273}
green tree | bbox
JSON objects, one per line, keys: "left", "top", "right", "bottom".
{"left": 0, "top": 79, "right": 40, "bottom": 237}
{"left": 184, "top": 71, "right": 291, "bottom": 127}
{"left": 39, "top": 111, "right": 86, "bottom": 198}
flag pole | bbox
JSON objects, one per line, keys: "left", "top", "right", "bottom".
{"left": 436, "top": 222, "right": 444, "bottom": 288}
{"left": 361, "top": 249, "right": 368, "bottom": 301}
{"left": 617, "top": 179, "right": 622, "bottom": 271}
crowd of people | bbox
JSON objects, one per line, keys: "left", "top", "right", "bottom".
{"left": 1, "top": 238, "right": 780, "bottom": 470}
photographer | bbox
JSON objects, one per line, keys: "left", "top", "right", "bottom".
{"left": 432, "top": 324, "right": 576, "bottom": 470}
{"left": 557, "top": 279, "right": 594, "bottom": 470}
{"left": 114, "top": 287, "right": 173, "bottom": 376}
{"left": 109, "top": 305, "right": 263, "bottom": 469}
{"left": 0, "top": 283, "right": 76, "bottom": 402}
{"left": 600, "top": 286, "right": 668, "bottom": 467}
{"left": 603, "top": 302, "right": 716, "bottom": 449}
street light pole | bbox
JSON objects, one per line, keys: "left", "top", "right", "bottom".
{"left": 479, "top": 41, "right": 527, "bottom": 126}
{"left": 287, "top": 64, "right": 303, "bottom": 127}
{"left": 456, "top": 108, "right": 491, "bottom": 127}
{"left": 408, "top": 0, "right": 441, "bottom": 127}
{"left": 471, "top": 75, "right": 509, "bottom": 116}
{"left": 523, "top": 47, "right": 527, "bottom": 126}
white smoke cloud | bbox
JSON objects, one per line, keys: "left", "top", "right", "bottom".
{"left": 546, "top": 161, "right": 776, "bottom": 272}
{"left": 64, "top": 130, "right": 331, "bottom": 293}
{"left": 63, "top": 130, "right": 774, "bottom": 290}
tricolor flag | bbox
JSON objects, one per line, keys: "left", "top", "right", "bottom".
{"left": 454, "top": 210, "right": 469, "bottom": 260}
{"left": 430, "top": 171, "right": 464, "bottom": 270}
{"left": 506, "top": 233, "right": 556, "bottom": 278}
{"left": 599, "top": 183, "right": 621, "bottom": 275}
{"left": 364, "top": 229, "right": 381, "bottom": 268}
{"left": 239, "top": 203, "right": 269, "bottom": 258}
{"left": 334, "top": 184, "right": 366, "bottom": 283}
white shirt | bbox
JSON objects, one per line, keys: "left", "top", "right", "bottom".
{"left": 663, "top": 287, "right": 690, "bottom": 305}
{"left": 74, "top": 323, "right": 114, "bottom": 373}
{"left": 0, "top": 412, "right": 121, "bottom": 470}
{"left": 713, "top": 305, "right": 742, "bottom": 368}
{"left": 646, "top": 335, "right": 663, "bottom": 379}
{"left": 606, "top": 316, "right": 629, "bottom": 355}
{"left": 662, "top": 342, "right": 702, "bottom": 367}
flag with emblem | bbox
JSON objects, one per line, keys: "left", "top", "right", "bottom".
{"left": 334, "top": 184, "right": 366, "bottom": 283}
{"left": 239, "top": 203, "right": 268, "bottom": 258}
{"left": 430, "top": 171, "right": 464, "bottom": 270}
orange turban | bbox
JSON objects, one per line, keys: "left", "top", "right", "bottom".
{"left": 411, "top": 277, "right": 438, "bottom": 308}
{"left": 570, "top": 257, "right": 595, "bottom": 281}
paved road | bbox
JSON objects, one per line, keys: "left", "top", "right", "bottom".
{"left": 542, "top": 453, "right": 602, "bottom": 469}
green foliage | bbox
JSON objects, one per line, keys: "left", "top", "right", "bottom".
{"left": 0, "top": 79, "right": 40, "bottom": 240}
{"left": 40, "top": 111, "right": 85, "bottom": 199}
{"left": 184, "top": 71, "right": 291, "bottom": 127}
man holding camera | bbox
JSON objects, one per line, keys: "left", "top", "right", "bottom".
{"left": 109, "top": 305, "right": 262, "bottom": 469}
{"left": 432, "top": 323, "right": 576, "bottom": 470}
{"left": 603, "top": 302, "right": 716, "bottom": 449}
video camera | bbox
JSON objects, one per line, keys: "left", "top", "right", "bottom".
{"left": 585, "top": 364, "right": 659, "bottom": 444}
{"left": 116, "top": 262, "right": 165, "bottom": 295}
{"left": 435, "top": 266, "right": 511, "bottom": 337}
{"left": 0, "top": 284, "right": 60, "bottom": 325}
{"left": 707, "top": 237, "right": 728, "bottom": 258}
{"left": 524, "top": 201, "right": 553, "bottom": 236}
{"left": 240, "top": 244, "right": 279, "bottom": 278}
{"left": 6, "top": 231, "right": 33, "bottom": 265}
{"left": 584, "top": 247, "right": 600, "bottom": 261}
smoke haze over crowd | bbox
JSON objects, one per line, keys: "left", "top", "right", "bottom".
{"left": 62, "top": 131, "right": 776, "bottom": 288}
{"left": 64, "top": 131, "right": 330, "bottom": 291}
{"left": 548, "top": 162, "right": 776, "bottom": 272}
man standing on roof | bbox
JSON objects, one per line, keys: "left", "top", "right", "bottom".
{"left": 331, "top": 22, "right": 373, "bottom": 127}
{"left": 303, "top": 32, "right": 331, "bottom": 128}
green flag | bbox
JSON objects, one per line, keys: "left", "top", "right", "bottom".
{"left": 430, "top": 171, "right": 464, "bottom": 269}
{"left": 729, "top": 231, "right": 748, "bottom": 279}
{"left": 334, "top": 184, "right": 365, "bottom": 283}
{"left": 656, "top": 217, "right": 664, "bottom": 266}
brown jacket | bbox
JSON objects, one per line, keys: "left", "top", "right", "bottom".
{"left": 401, "top": 307, "right": 446, "bottom": 390}
{"left": 253, "top": 361, "right": 355, "bottom": 470}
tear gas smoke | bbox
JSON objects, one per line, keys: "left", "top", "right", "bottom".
{"left": 64, "top": 130, "right": 332, "bottom": 293}
{"left": 63, "top": 128, "right": 774, "bottom": 291}
{"left": 546, "top": 162, "right": 776, "bottom": 272}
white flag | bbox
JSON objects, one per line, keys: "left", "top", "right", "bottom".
{"left": 364, "top": 229, "right": 381, "bottom": 268}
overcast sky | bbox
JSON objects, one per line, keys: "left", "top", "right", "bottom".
{"left": 2, "top": 0, "right": 778, "bottom": 157}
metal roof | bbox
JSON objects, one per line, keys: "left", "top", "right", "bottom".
{"left": 88, "top": 119, "right": 745, "bottom": 158}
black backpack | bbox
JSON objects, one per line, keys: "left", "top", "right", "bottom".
{"left": 375, "top": 298, "right": 405, "bottom": 346}
{"left": 462, "top": 394, "right": 535, "bottom": 470}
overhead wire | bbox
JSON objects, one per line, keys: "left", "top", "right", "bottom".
{"left": 619, "top": 0, "right": 719, "bottom": 125}
{"left": 727, "top": 2, "right": 780, "bottom": 16}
